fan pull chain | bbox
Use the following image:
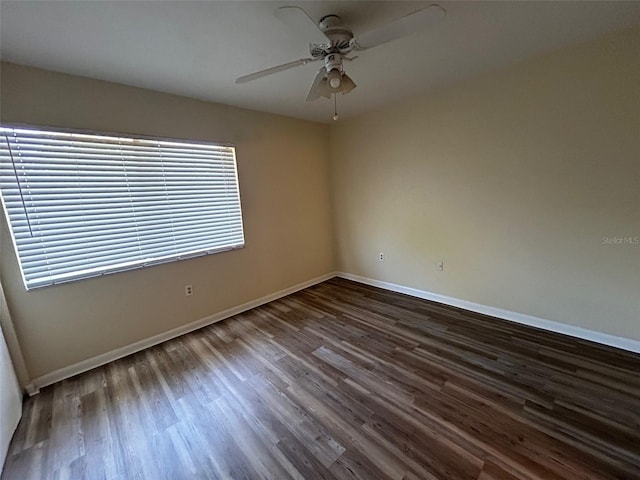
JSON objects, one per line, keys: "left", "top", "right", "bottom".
{"left": 333, "top": 94, "right": 339, "bottom": 121}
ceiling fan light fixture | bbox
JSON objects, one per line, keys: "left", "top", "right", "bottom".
{"left": 340, "top": 74, "right": 357, "bottom": 95}
{"left": 327, "top": 69, "right": 342, "bottom": 89}
{"left": 306, "top": 67, "right": 331, "bottom": 101}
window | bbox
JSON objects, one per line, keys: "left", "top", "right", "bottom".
{"left": 0, "top": 125, "right": 245, "bottom": 289}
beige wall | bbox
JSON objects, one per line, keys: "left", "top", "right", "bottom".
{"left": 0, "top": 63, "right": 335, "bottom": 379}
{"left": 330, "top": 27, "right": 640, "bottom": 341}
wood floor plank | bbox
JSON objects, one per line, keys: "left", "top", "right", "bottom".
{"left": 3, "top": 278, "right": 640, "bottom": 480}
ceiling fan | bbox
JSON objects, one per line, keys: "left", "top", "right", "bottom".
{"left": 236, "top": 4, "right": 446, "bottom": 103}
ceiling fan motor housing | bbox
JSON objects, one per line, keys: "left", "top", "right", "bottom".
{"left": 324, "top": 53, "right": 344, "bottom": 90}
{"left": 311, "top": 14, "right": 354, "bottom": 57}
{"left": 324, "top": 54, "right": 343, "bottom": 73}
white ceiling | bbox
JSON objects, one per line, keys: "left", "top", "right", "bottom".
{"left": 1, "top": 1, "right": 639, "bottom": 123}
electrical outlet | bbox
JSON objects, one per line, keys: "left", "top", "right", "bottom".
{"left": 379, "top": 252, "right": 385, "bottom": 262}
{"left": 185, "top": 285, "right": 193, "bottom": 296}
{"left": 438, "top": 261, "right": 444, "bottom": 271}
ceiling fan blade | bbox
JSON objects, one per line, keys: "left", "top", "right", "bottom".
{"left": 306, "top": 67, "right": 330, "bottom": 102}
{"left": 353, "top": 4, "right": 445, "bottom": 50}
{"left": 276, "top": 6, "right": 329, "bottom": 45}
{"left": 236, "top": 57, "right": 317, "bottom": 84}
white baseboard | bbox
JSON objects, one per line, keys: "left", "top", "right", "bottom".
{"left": 29, "top": 272, "right": 338, "bottom": 393}
{"left": 27, "top": 269, "right": 639, "bottom": 394}
{"left": 337, "top": 272, "right": 640, "bottom": 354}
{"left": 24, "top": 383, "right": 39, "bottom": 397}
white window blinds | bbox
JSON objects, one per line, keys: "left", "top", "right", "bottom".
{"left": 0, "top": 125, "right": 245, "bottom": 289}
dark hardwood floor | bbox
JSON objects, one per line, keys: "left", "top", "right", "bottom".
{"left": 3, "top": 278, "right": 640, "bottom": 479}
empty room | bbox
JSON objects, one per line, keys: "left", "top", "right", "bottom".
{"left": 0, "top": 1, "right": 639, "bottom": 479}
